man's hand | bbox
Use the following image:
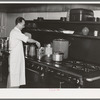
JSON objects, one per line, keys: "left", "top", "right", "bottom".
{"left": 35, "top": 41, "right": 41, "bottom": 48}
{"left": 27, "top": 38, "right": 41, "bottom": 48}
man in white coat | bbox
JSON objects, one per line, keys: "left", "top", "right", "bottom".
{"left": 7, "top": 17, "right": 40, "bottom": 88}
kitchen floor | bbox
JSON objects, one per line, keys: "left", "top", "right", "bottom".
{"left": 0, "top": 66, "right": 7, "bottom": 88}
{"left": 0, "top": 75, "right": 7, "bottom": 88}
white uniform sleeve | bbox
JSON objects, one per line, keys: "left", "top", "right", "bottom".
{"left": 13, "top": 31, "right": 29, "bottom": 43}
{"left": 24, "top": 32, "right": 32, "bottom": 39}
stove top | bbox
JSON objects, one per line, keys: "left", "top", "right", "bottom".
{"left": 40, "top": 57, "right": 100, "bottom": 73}
{"left": 65, "top": 60, "right": 100, "bottom": 72}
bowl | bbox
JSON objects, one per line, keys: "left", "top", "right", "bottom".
{"left": 62, "top": 30, "right": 74, "bottom": 34}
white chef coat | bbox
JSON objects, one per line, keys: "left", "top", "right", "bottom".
{"left": 8, "top": 27, "right": 28, "bottom": 87}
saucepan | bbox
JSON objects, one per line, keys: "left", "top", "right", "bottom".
{"left": 52, "top": 52, "right": 64, "bottom": 62}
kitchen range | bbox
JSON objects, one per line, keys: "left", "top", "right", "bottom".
{"left": 24, "top": 37, "right": 100, "bottom": 88}
{"left": 1, "top": 8, "right": 100, "bottom": 88}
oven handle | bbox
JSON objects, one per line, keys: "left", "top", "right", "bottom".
{"left": 86, "top": 76, "right": 100, "bottom": 82}
{"left": 26, "top": 67, "right": 40, "bottom": 75}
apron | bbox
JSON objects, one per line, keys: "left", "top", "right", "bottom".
{"left": 7, "top": 27, "right": 28, "bottom": 87}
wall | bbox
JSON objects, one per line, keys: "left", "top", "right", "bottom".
{"left": 0, "top": 13, "right": 7, "bottom": 37}
{"left": 23, "top": 12, "right": 67, "bottom": 20}
{"left": 5, "top": 12, "right": 67, "bottom": 37}
{"left": 6, "top": 13, "right": 24, "bottom": 37}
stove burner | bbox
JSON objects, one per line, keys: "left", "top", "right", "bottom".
{"left": 65, "top": 60, "right": 100, "bottom": 72}
{"left": 54, "top": 61, "right": 62, "bottom": 64}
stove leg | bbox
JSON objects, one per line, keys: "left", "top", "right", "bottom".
{"left": 59, "top": 81, "right": 64, "bottom": 88}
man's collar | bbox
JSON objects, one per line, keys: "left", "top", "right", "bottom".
{"left": 14, "top": 27, "right": 21, "bottom": 32}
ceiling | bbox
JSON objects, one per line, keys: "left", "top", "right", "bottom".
{"left": 1, "top": 4, "right": 100, "bottom": 12}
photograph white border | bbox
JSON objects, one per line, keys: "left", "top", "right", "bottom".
{"left": 0, "top": 1, "right": 100, "bottom": 99}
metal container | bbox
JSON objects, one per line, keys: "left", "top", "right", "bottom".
{"left": 24, "top": 44, "right": 29, "bottom": 57}
{"left": 29, "top": 44, "right": 36, "bottom": 57}
{"left": 0, "top": 37, "right": 9, "bottom": 50}
{"left": 37, "top": 47, "right": 45, "bottom": 60}
{"left": 52, "top": 52, "right": 64, "bottom": 62}
{"left": 69, "top": 8, "right": 94, "bottom": 21}
{"left": 44, "top": 44, "right": 53, "bottom": 57}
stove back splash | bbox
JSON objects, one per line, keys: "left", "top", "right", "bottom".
{"left": 68, "top": 37, "right": 100, "bottom": 66}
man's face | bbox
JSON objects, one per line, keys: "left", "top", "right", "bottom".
{"left": 19, "top": 20, "right": 25, "bottom": 30}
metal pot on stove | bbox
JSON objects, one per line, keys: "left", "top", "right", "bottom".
{"left": 29, "top": 44, "right": 36, "bottom": 57}
{"left": 52, "top": 52, "right": 64, "bottom": 62}
{"left": 52, "top": 39, "right": 70, "bottom": 59}
{"left": 24, "top": 43, "right": 37, "bottom": 57}
{"left": 37, "top": 47, "right": 45, "bottom": 60}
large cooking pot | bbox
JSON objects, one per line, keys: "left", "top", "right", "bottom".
{"left": 52, "top": 39, "right": 70, "bottom": 59}
{"left": 29, "top": 44, "right": 36, "bottom": 57}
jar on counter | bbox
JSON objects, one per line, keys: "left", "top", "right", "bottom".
{"left": 94, "top": 30, "right": 98, "bottom": 36}
{"left": 44, "top": 44, "right": 53, "bottom": 57}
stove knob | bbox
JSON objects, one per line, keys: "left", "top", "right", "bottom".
{"left": 68, "top": 77, "right": 71, "bottom": 81}
{"left": 72, "top": 65, "right": 76, "bottom": 68}
{"left": 61, "top": 73, "right": 64, "bottom": 76}
{"left": 37, "top": 66, "right": 40, "bottom": 69}
{"left": 31, "top": 64, "right": 34, "bottom": 67}
{"left": 57, "top": 72, "right": 61, "bottom": 75}
{"left": 41, "top": 67, "right": 43, "bottom": 70}
{"left": 73, "top": 78, "right": 77, "bottom": 81}
{"left": 48, "top": 69, "right": 50, "bottom": 72}
{"left": 77, "top": 79, "right": 80, "bottom": 84}
{"left": 51, "top": 70, "right": 54, "bottom": 73}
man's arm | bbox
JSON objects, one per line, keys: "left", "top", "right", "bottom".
{"left": 27, "top": 38, "right": 41, "bottom": 48}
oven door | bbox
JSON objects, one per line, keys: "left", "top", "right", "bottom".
{"left": 25, "top": 61, "right": 46, "bottom": 88}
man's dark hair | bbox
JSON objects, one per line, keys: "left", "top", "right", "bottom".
{"left": 15, "top": 17, "right": 25, "bottom": 25}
